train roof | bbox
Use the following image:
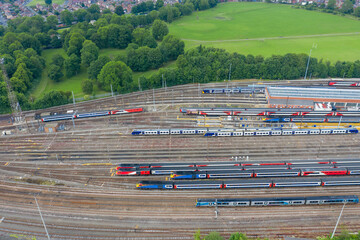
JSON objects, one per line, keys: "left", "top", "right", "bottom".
{"left": 305, "top": 195, "right": 358, "bottom": 200}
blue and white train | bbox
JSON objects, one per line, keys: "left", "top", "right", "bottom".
{"left": 41, "top": 108, "right": 143, "bottom": 122}
{"left": 204, "top": 128, "right": 358, "bottom": 137}
{"left": 196, "top": 195, "right": 359, "bottom": 207}
{"left": 202, "top": 87, "right": 265, "bottom": 94}
{"left": 131, "top": 129, "right": 209, "bottom": 135}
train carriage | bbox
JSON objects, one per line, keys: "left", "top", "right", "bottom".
{"left": 41, "top": 113, "right": 76, "bottom": 122}
{"left": 305, "top": 195, "right": 359, "bottom": 204}
{"left": 321, "top": 177, "right": 360, "bottom": 186}
{"left": 223, "top": 179, "right": 273, "bottom": 188}
{"left": 196, "top": 196, "right": 359, "bottom": 207}
{"left": 174, "top": 181, "right": 223, "bottom": 189}
{"left": 301, "top": 168, "right": 348, "bottom": 176}
{"left": 196, "top": 198, "right": 251, "bottom": 207}
{"left": 272, "top": 178, "right": 322, "bottom": 187}
{"left": 136, "top": 181, "right": 174, "bottom": 189}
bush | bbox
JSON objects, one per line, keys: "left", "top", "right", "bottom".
{"left": 81, "top": 79, "right": 93, "bottom": 94}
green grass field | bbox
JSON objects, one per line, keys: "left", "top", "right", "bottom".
{"left": 169, "top": 2, "right": 360, "bottom": 62}
{"left": 27, "top": 0, "right": 65, "bottom": 6}
{"left": 30, "top": 48, "right": 175, "bottom": 98}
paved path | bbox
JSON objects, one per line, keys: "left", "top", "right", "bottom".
{"left": 182, "top": 31, "right": 360, "bottom": 43}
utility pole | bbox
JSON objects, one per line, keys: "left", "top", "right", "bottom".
{"left": 34, "top": 195, "right": 51, "bottom": 240}
{"left": 110, "top": 84, "right": 114, "bottom": 97}
{"left": 331, "top": 202, "right": 346, "bottom": 239}
{"left": 228, "top": 63, "right": 232, "bottom": 81}
{"left": 153, "top": 88, "right": 156, "bottom": 111}
{"left": 138, "top": 78, "right": 142, "bottom": 91}
{"left": 0, "top": 58, "right": 24, "bottom": 128}
{"left": 72, "top": 91, "right": 75, "bottom": 106}
{"left": 304, "top": 49, "right": 312, "bottom": 80}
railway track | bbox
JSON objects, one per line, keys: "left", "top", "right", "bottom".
{"left": 1, "top": 79, "right": 360, "bottom": 239}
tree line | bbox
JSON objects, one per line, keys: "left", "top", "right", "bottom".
{"left": 291, "top": 0, "right": 360, "bottom": 17}
{"left": 134, "top": 45, "right": 360, "bottom": 91}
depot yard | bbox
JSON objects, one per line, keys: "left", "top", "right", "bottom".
{"left": 169, "top": 2, "right": 360, "bottom": 62}
{"left": 1, "top": 79, "right": 360, "bottom": 239}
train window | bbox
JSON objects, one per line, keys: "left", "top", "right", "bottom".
{"left": 309, "top": 201, "right": 319, "bottom": 204}
{"left": 293, "top": 201, "right": 303, "bottom": 204}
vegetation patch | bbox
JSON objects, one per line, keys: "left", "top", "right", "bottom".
{"left": 14, "top": 177, "right": 64, "bottom": 186}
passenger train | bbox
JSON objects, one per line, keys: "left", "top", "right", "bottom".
{"left": 202, "top": 87, "right": 265, "bottom": 94}
{"left": 181, "top": 108, "right": 360, "bottom": 117}
{"left": 196, "top": 195, "right": 359, "bottom": 207}
{"left": 203, "top": 128, "right": 358, "bottom": 137}
{"left": 116, "top": 159, "right": 360, "bottom": 171}
{"left": 169, "top": 167, "right": 360, "bottom": 179}
{"left": 41, "top": 108, "right": 143, "bottom": 122}
{"left": 328, "top": 81, "right": 360, "bottom": 87}
{"left": 263, "top": 117, "right": 360, "bottom": 123}
{"left": 136, "top": 177, "right": 360, "bottom": 189}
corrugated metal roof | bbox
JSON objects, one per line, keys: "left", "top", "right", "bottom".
{"left": 268, "top": 87, "right": 360, "bottom": 100}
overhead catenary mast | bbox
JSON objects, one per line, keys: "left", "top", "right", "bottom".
{"left": 0, "top": 58, "right": 24, "bottom": 126}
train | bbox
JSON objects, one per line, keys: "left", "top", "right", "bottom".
{"left": 203, "top": 128, "right": 358, "bottom": 137}
{"left": 116, "top": 159, "right": 360, "bottom": 171}
{"left": 263, "top": 117, "right": 360, "bottom": 123}
{"left": 202, "top": 87, "right": 265, "bottom": 94}
{"left": 328, "top": 81, "right": 360, "bottom": 87}
{"left": 131, "top": 128, "right": 209, "bottom": 135}
{"left": 41, "top": 108, "right": 143, "bottom": 122}
{"left": 169, "top": 167, "right": 360, "bottom": 179}
{"left": 196, "top": 195, "right": 359, "bottom": 207}
{"left": 117, "top": 159, "right": 360, "bottom": 170}
{"left": 180, "top": 108, "right": 360, "bottom": 117}
{"left": 135, "top": 177, "right": 360, "bottom": 189}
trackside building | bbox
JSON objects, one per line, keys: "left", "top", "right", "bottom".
{"left": 266, "top": 86, "right": 360, "bottom": 108}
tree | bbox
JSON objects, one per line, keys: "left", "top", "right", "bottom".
{"left": 97, "top": 61, "right": 133, "bottom": 93}
{"left": 45, "top": 0, "right": 52, "bottom": 5}
{"left": 52, "top": 54, "right": 65, "bottom": 68}
{"left": 115, "top": 5, "right": 125, "bottom": 16}
{"left": 13, "top": 63, "right": 32, "bottom": 88}
{"left": 60, "top": 10, "right": 73, "bottom": 26}
{"left": 74, "top": 9, "right": 88, "bottom": 22}
{"left": 342, "top": 0, "right": 354, "bottom": 13}
{"left": 155, "top": 0, "right": 164, "bottom": 10}
{"left": 81, "top": 79, "right": 93, "bottom": 94}
{"left": 152, "top": 20, "right": 169, "bottom": 41}
{"left": 46, "top": 15, "right": 58, "bottom": 29}
{"left": 34, "top": 90, "right": 69, "bottom": 109}
{"left": 87, "top": 56, "right": 111, "bottom": 80}
{"left": 35, "top": 32, "right": 51, "bottom": 47}
{"left": 228, "top": 233, "right": 248, "bottom": 240}
{"left": 204, "top": 232, "right": 224, "bottom": 240}
{"left": 148, "top": 48, "right": 163, "bottom": 69}
{"left": 132, "top": 28, "right": 156, "bottom": 47}
{"left": 64, "top": 54, "right": 81, "bottom": 77}
{"left": 67, "top": 32, "right": 85, "bottom": 56}
{"left": 327, "top": 0, "right": 336, "bottom": 10}
{"left": 0, "top": 26, "right": 5, "bottom": 37}
{"left": 355, "top": 7, "right": 360, "bottom": 17}
{"left": 159, "top": 34, "right": 185, "bottom": 61}
{"left": 48, "top": 64, "right": 63, "bottom": 82}
{"left": 80, "top": 40, "right": 99, "bottom": 67}
{"left": 199, "top": 0, "right": 210, "bottom": 10}
{"left": 10, "top": 77, "right": 27, "bottom": 93}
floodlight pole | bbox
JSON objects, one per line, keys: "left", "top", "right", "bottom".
{"left": 34, "top": 196, "right": 51, "bottom": 240}
{"left": 304, "top": 49, "right": 312, "bottom": 80}
{"left": 331, "top": 202, "right": 346, "bottom": 239}
{"left": 72, "top": 91, "right": 75, "bottom": 106}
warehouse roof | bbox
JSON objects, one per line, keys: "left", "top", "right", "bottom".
{"left": 267, "top": 87, "right": 360, "bottom": 101}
